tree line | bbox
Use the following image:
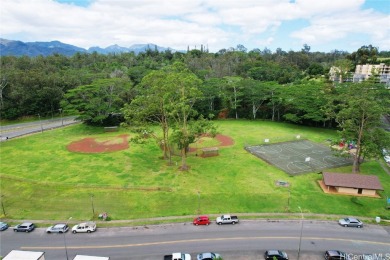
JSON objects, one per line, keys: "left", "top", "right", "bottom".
{"left": 1, "top": 44, "right": 388, "bottom": 121}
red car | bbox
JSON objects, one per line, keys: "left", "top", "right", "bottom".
{"left": 193, "top": 215, "right": 210, "bottom": 225}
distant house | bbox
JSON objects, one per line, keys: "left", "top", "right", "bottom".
{"left": 321, "top": 172, "right": 383, "bottom": 197}
{"left": 328, "top": 66, "right": 353, "bottom": 83}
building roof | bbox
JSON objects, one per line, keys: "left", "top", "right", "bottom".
{"left": 4, "top": 250, "right": 45, "bottom": 260}
{"left": 323, "top": 172, "right": 383, "bottom": 190}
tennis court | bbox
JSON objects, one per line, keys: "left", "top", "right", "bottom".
{"left": 245, "top": 140, "right": 353, "bottom": 175}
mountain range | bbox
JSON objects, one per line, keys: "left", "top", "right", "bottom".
{"left": 0, "top": 38, "right": 179, "bottom": 57}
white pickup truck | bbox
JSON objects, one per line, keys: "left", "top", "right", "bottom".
{"left": 72, "top": 222, "right": 97, "bottom": 233}
{"left": 216, "top": 214, "right": 239, "bottom": 225}
{"left": 163, "top": 252, "right": 191, "bottom": 260}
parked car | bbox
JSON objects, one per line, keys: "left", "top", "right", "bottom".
{"left": 264, "top": 250, "right": 288, "bottom": 260}
{"left": 216, "top": 214, "right": 239, "bottom": 225}
{"left": 164, "top": 252, "right": 191, "bottom": 260}
{"left": 0, "top": 222, "right": 9, "bottom": 231}
{"left": 46, "top": 223, "right": 69, "bottom": 233}
{"left": 384, "top": 155, "right": 390, "bottom": 163}
{"left": 324, "top": 250, "right": 350, "bottom": 260}
{"left": 197, "top": 252, "right": 221, "bottom": 260}
{"left": 72, "top": 222, "right": 96, "bottom": 233}
{"left": 193, "top": 216, "right": 210, "bottom": 226}
{"left": 338, "top": 217, "right": 363, "bottom": 228}
{"left": 382, "top": 149, "right": 390, "bottom": 163}
{"left": 13, "top": 222, "right": 35, "bottom": 232}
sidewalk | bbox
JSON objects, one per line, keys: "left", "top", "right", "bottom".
{"left": 2, "top": 212, "right": 385, "bottom": 227}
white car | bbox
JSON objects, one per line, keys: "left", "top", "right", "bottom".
{"left": 384, "top": 155, "right": 390, "bottom": 163}
{"left": 72, "top": 222, "right": 96, "bottom": 233}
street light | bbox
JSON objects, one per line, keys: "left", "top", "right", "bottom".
{"left": 297, "top": 206, "right": 304, "bottom": 260}
{"left": 59, "top": 108, "right": 63, "bottom": 126}
{"left": 37, "top": 113, "right": 43, "bottom": 133}
{"left": 197, "top": 191, "right": 200, "bottom": 214}
{"left": 64, "top": 217, "right": 72, "bottom": 260}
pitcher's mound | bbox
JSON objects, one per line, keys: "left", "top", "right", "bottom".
{"left": 67, "top": 134, "right": 129, "bottom": 153}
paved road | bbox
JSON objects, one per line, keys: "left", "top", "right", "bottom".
{"left": 1, "top": 220, "right": 389, "bottom": 259}
{"left": 0, "top": 116, "right": 79, "bottom": 140}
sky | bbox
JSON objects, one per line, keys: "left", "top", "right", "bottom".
{"left": 1, "top": 0, "right": 389, "bottom": 53}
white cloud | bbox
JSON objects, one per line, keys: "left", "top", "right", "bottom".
{"left": 290, "top": 9, "right": 390, "bottom": 48}
{"left": 0, "top": 0, "right": 388, "bottom": 52}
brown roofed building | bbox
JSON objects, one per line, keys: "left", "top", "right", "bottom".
{"left": 321, "top": 172, "right": 383, "bottom": 197}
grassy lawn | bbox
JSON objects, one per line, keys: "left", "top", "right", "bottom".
{"left": 1, "top": 120, "right": 389, "bottom": 222}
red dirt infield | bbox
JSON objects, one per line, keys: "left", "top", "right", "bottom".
{"left": 188, "top": 134, "right": 234, "bottom": 153}
{"left": 67, "top": 134, "right": 129, "bottom": 153}
{"left": 67, "top": 133, "right": 233, "bottom": 154}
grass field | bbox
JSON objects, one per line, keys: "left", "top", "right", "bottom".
{"left": 1, "top": 120, "right": 389, "bottom": 222}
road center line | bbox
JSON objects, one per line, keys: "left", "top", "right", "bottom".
{"left": 21, "top": 236, "right": 390, "bottom": 250}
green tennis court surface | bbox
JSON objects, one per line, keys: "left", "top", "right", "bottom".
{"left": 245, "top": 140, "right": 353, "bottom": 175}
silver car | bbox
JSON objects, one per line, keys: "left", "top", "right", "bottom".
{"left": 0, "top": 222, "right": 9, "bottom": 231}
{"left": 338, "top": 217, "right": 363, "bottom": 228}
{"left": 197, "top": 252, "right": 222, "bottom": 260}
{"left": 46, "top": 223, "right": 69, "bottom": 233}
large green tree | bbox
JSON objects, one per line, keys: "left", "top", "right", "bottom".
{"left": 281, "top": 80, "right": 329, "bottom": 126}
{"left": 122, "top": 69, "right": 175, "bottom": 161}
{"left": 331, "top": 81, "right": 390, "bottom": 173}
{"left": 164, "top": 62, "right": 207, "bottom": 170}
{"left": 123, "top": 62, "right": 215, "bottom": 170}
{"left": 62, "top": 77, "right": 132, "bottom": 126}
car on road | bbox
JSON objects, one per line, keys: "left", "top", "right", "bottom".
{"left": 72, "top": 222, "right": 96, "bottom": 233}
{"left": 46, "top": 223, "right": 69, "bottom": 233}
{"left": 324, "top": 250, "right": 350, "bottom": 259}
{"left": 264, "top": 250, "right": 288, "bottom": 260}
{"left": 216, "top": 214, "right": 239, "bottom": 225}
{"left": 338, "top": 217, "right": 363, "bottom": 228}
{"left": 197, "top": 252, "right": 221, "bottom": 260}
{"left": 193, "top": 216, "right": 211, "bottom": 226}
{"left": 13, "top": 222, "right": 35, "bottom": 232}
{"left": 0, "top": 222, "right": 9, "bottom": 231}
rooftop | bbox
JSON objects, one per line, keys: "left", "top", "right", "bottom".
{"left": 322, "top": 172, "right": 383, "bottom": 190}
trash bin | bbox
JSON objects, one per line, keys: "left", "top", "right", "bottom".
{"left": 98, "top": 212, "right": 108, "bottom": 221}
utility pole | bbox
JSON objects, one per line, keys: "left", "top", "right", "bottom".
{"left": 64, "top": 217, "right": 72, "bottom": 260}
{"left": 0, "top": 195, "right": 6, "bottom": 216}
{"left": 59, "top": 108, "right": 63, "bottom": 126}
{"left": 37, "top": 113, "right": 43, "bottom": 133}
{"left": 297, "top": 206, "right": 304, "bottom": 260}
{"left": 90, "top": 194, "right": 95, "bottom": 216}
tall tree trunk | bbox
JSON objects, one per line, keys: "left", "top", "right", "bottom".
{"left": 234, "top": 86, "right": 238, "bottom": 119}
{"left": 352, "top": 113, "right": 365, "bottom": 173}
{"left": 252, "top": 102, "right": 256, "bottom": 119}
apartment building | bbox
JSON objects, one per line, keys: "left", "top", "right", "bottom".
{"left": 353, "top": 63, "right": 390, "bottom": 84}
